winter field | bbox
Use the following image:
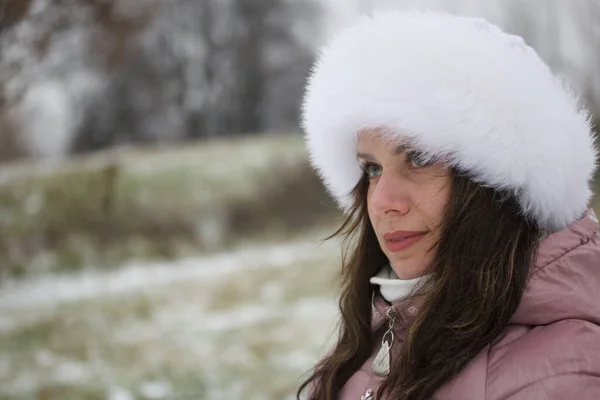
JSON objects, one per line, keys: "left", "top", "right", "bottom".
{"left": 0, "top": 232, "right": 341, "bottom": 400}
{"left": 0, "top": 135, "right": 342, "bottom": 399}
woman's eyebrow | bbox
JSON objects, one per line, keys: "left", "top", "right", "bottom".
{"left": 356, "top": 152, "right": 375, "bottom": 161}
{"left": 392, "top": 144, "right": 408, "bottom": 156}
{"left": 357, "top": 144, "right": 408, "bottom": 160}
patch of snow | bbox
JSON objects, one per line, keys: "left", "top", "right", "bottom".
{"left": 0, "top": 238, "right": 335, "bottom": 314}
{"left": 218, "top": 343, "right": 256, "bottom": 366}
{"left": 10, "top": 371, "right": 39, "bottom": 394}
{"left": 139, "top": 380, "right": 174, "bottom": 399}
{"left": 260, "top": 281, "right": 285, "bottom": 302}
{"left": 53, "top": 360, "right": 90, "bottom": 384}
{"left": 202, "top": 304, "right": 274, "bottom": 332}
{"left": 205, "top": 381, "right": 245, "bottom": 400}
{"left": 291, "top": 297, "right": 338, "bottom": 321}
{"left": 273, "top": 349, "right": 318, "bottom": 371}
{"left": 108, "top": 386, "right": 136, "bottom": 400}
{"left": 35, "top": 350, "right": 55, "bottom": 368}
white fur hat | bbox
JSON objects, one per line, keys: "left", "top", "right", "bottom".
{"left": 302, "top": 10, "right": 597, "bottom": 231}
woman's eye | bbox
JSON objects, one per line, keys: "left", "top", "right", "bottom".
{"left": 363, "top": 163, "right": 382, "bottom": 178}
{"left": 406, "top": 151, "right": 431, "bottom": 169}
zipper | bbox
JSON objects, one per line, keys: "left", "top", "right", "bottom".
{"left": 385, "top": 307, "right": 396, "bottom": 324}
{"left": 383, "top": 307, "right": 397, "bottom": 344}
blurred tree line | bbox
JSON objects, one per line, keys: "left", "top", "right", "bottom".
{"left": 0, "top": 0, "right": 320, "bottom": 162}
{"left": 1, "top": 0, "right": 599, "bottom": 164}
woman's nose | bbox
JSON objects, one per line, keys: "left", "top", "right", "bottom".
{"left": 369, "top": 172, "right": 411, "bottom": 217}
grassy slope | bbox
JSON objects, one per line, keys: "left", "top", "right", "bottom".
{"left": 0, "top": 134, "right": 337, "bottom": 279}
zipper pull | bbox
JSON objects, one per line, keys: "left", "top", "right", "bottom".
{"left": 372, "top": 307, "right": 396, "bottom": 376}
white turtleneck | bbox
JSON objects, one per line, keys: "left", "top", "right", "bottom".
{"left": 370, "top": 264, "right": 430, "bottom": 302}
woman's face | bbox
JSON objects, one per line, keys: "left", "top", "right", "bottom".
{"left": 357, "top": 130, "right": 451, "bottom": 279}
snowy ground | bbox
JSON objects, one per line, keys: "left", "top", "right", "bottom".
{"left": 0, "top": 230, "right": 342, "bottom": 400}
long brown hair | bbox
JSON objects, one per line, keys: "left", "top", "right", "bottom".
{"left": 297, "top": 168, "right": 541, "bottom": 400}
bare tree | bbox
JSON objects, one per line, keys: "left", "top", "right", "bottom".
{"left": 74, "top": 0, "right": 319, "bottom": 151}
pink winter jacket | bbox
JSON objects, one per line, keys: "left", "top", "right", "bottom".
{"left": 326, "top": 209, "right": 600, "bottom": 399}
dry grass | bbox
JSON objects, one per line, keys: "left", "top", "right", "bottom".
{"left": 0, "top": 134, "right": 338, "bottom": 280}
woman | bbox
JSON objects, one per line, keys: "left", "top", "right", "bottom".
{"left": 298, "top": 10, "right": 600, "bottom": 400}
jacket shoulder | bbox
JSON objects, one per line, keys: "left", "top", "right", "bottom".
{"left": 486, "top": 319, "right": 600, "bottom": 399}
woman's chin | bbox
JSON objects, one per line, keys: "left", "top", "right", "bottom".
{"left": 388, "top": 259, "right": 429, "bottom": 280}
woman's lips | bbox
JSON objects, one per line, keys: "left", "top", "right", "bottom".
{"left": 384, "top": 231, "right": 427, "bottom": 252}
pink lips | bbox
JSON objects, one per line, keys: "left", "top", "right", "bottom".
{"left": 383, "top": 230, "right": 427, "bottom": 252}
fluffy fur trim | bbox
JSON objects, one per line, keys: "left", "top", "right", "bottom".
{"left": 302, "top": 10, "right": 597, "bottom": 231}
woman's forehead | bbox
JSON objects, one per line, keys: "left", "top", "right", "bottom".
{"left": 357, "top": 129, "right": 409, "bottom": 155}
